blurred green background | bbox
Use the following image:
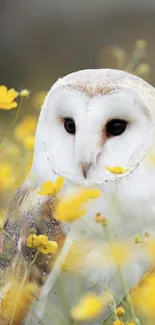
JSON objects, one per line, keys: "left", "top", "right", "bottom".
{"left": 1, "top": 0, "right": 155, "bottom": 89}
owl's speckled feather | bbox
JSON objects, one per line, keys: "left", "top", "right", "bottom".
{"left": 1, "top": 180, "right": 66, "bottom": 289}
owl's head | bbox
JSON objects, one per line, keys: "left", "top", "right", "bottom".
{"left": 31, "top": 69, "right": 155, "bottom": 186}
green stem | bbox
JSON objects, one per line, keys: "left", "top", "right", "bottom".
{"left": 0, "top": 96, "right": 23, "bottom": 148}
{"left": 117, "top": 266, "right": 141, "bottom": 325}
{"left": 108, "top": 299, "right": 119, "bottom": 321}
{"left": 102, "top": 180, "right": 141, "bottom": 325}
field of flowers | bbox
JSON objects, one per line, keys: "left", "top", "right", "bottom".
{"left": 0, "top": 89, "right": 47, "bottom": 213}
{"left": 0, "top": 40, "right": 154, "bottom": 325}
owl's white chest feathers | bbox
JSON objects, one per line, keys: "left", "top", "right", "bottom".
{"left": 54, "top": 157, "right": 155, "bottom": 296}
{"left": 63, "top": 157, "right": 155, "bottom": 240}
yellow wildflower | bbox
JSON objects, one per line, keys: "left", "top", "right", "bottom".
{"left": 146, "top": 148, "right": 155, "bottom": 166}
{"left": 111, "top": 47, "right": 125, "bottom": 60}
{"left": 145, "top": 238, "right": 155, "bottom": 260}
{"left": 20, "top": 89, "right": 30, "bottom": 97}
{"left": 3, "top": 141, "right": 21, "bottom": 158}
{"left": 113, "top": 321, "right": 124, "bottom": 325}
{"left": 147, "top": 150, "right": 155, "bottom": 168}
{"left": 0, "top": 86, "right": 18, "bottom": 110}
{"left": 70, "top": 293, "right": 106, "bottom": 321}
{"left": 14, "top": 116, "right": 37, "bottom": 142}
{"left": 145, "top": 232, "right": 150, "bottom": 237}
{"left": 26, "top": 234, "right": 58, "bottom": 255}
{"left": 131, "top": 273, "right": 155, "bottom": 316}
{"left": 135, "top": 63, "right": 151, "bottom": 76}
{"left": 0, "top": 163, "right": 12, "bottom": 178}
{"left": 134, "top": 234, "right": 142, "bottom": 244}
{"left": 0, "top": 278, "right": 37, "bottom": 323}
{"left": 150, "top": 155, "right": 155, "bottom": 165}
{"left": 61, "top": 240, "right": 86, "bottom": 272}
{"left": 55, "top": 188, "right": 101, "bottom": 222}
{"left": 22, "top": 116, "right": 37, "bottom": 133}
{"left": 25, "top": 283, "right": 37, "bottom": 294}
{"left": 26, "top": 234, "right": 39, "bottom": 247}
{"left": 23, "top": 136, "right": 35, "bottom": 151}
{"left": 116, "top": 306, "right": 125, "bottom": 317}
{"left": 38, "top": 241, "right": 58, "bottom": 254}
{"left": 136, "top": 39, "right": 147, "bottom": 49}
{"left": 38, "top": 177, "right": 64, "bottom": 196}
{"left": 109, "top": 242, "right": 132, "bottom": 267}
{"left": 0, "top": 162, "right": 13, "bottom": 189}
{"left": 127, "top": 323, "right": 136, "bottom": 325}
{"left": 33, "top": 91, "right": 47, "bottom": 109}
{"left": 105, "top": 166, "right": 128, "bottom": 174}
{"left": 95, "top": 213, "right": 108, "bottom": 227}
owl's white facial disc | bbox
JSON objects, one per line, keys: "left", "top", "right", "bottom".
{"left": 32, "top": 78, "right": 154, "bottom": 186}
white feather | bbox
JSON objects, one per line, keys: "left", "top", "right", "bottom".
{"left": 27, "top": 68, "right": 155, "bottom": 324}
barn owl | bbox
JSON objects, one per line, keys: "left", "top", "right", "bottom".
{"left": 2, "top": 69, "right": 155, "bottom": 325}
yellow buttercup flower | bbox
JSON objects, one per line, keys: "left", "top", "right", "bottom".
{"left": 113, "top": 321, "right": 124, "bottom": 325}
{"left": 14, "top": 116, "right": 37, "bottom": 142}
{"left": 20, "top": 89, "right": 30, "bottom": 97}
{"left": 145, "top": 232, "right": 150, "bottom": 237}
{"left": 38, "top": 177, "right": 64, "bottom": 196}
{"left": 23, "top": 136, "right": 35, "bottom": 151}
{"left": 55, "top": 188, "right": 101, "bottom": 223}
{"left": 38, "top": 241, "right": 58, "bottom": 254}
{"left": 145, "top": 238, "right": 155, "bottom": 260}
{"left": 61, "top": 240, "right": 86, "bottom": 272}
{"left": 136, "top": 39, "right": 147, "bottom": 49}
{"left": 116, "top": 306, "right": 125, "bottom": 317}
{"left": 25, "top": 282, "right": 38, "bottom": 294}
{"left": 134, "top": 234, "right": 142, "bottom": 244}
{"left": 131, "top": 273, "right": 155, "bottom": 316}
{"left": 70, "top": 293, "right": 106, "bottom": 321}
{"left": 111, "top": 47, "right": 125, "bottom": 60}
{"left": 0, "top": 162, "right": 14, "bottom": 190}
{"left": 26, "top": 234, "right": 39, "bottom": 247}
{"left": 33, "top": 91, "right": 47, "bottom": 109}
{"left": 0, "top": 278, "right": 37, "bottom": 323}
{"left": 95, "top": 213, "right": 108, "bottom": 227}
{"left": 105, "top": 166, "right": 128, "bottom": 174}
{"left": 0, "top": 162, "right": 12, "bottom": 179}
{"left": 0, "top": 86, "right": 18, "bottom": 110}
{"left": 26, "top": 234, "right": 58, "bottom": 255}
{"left": 109, "top": 242, "right": 132, "bottom": 267}
{"left": 135, "top": 63, "right": 151, "bottom": 76}
{"left": 146, "top": 149, "right": 155, "bottom": 166}
{"left": 3, "top": 141, "right": 21, "bottom": 158}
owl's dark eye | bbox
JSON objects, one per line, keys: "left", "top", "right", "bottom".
{"left": 106, "top": 119, "right": 127, "bottom": 137}
{"left": 64, "top": 118, "right": 76, "bottom": 135}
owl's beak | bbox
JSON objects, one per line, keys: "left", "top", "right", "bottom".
{"left": 81, "top": 151, "right": 101, "bottom": 179}
{"left": 81, "top": 163, "right": 91, "bottom": 178}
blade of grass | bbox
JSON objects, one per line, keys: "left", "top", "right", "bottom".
{"left": 0, "top": 95, "right": 23, "bottom": 149}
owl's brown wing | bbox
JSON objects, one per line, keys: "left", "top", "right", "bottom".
{"left": 0, "top": 180, "right": 66, "bottom": 324}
